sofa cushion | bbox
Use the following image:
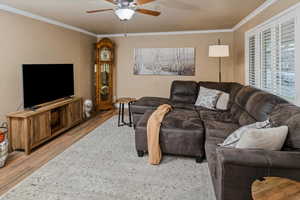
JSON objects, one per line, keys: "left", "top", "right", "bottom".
{"left": 229, "top": 103, "right": 257, "bottom": 126}
{"left": 238, "top": 111, "right": 256, "bottom": 126}
{"left": 199, "top": 81, "right": 232, "bottom": 93}
{"left": 136, "top": 109, "right": 204, "bottom": 157}
{"left": 170, "top": 102, "right": 195, "bottom": 111}
{"left": 137, "top": 109, "right": 202, "bottom": 131}
{"left": 132, "top": 113, "right": 144, "bottom": 128}
{"left": 284, "top": 114, "right": 300, "bottom": 150}
{"left": 233, "top": 86, "right": 287, "bottom": 122}
{"left": 170, "top": 81, "right": 198, "bottom": 104}
{"left": 130, "top": 97, "right": 171, "bottom": 114}
{"left": 270, "top": 104, "right": 300, "bottom": 149}
{"left": 270, "top": 104, "right": 300, "bottom": 125}
{"left": 245, "top": 91, "right": 287, "bottom": 121}
{"left": 204, "top": 120, "right": 239, "bottom": 140}
{"left": 199, "top": 109, "right": 233, "bottom": 123}
{"left": 234, "top": 86, "right": 261, "bottom": 108}
{"left": 228, "top": 83, "right": 244, "bottom": 104}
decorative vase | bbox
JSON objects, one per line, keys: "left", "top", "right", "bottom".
{"left": 0, "top": 128, "right": 8, "bottom": 168}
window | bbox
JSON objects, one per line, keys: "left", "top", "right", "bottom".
{"left": 246, "top": 5, "right": 300, "bottom": 104}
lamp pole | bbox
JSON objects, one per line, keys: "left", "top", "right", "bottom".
{"left": 218, "top": 39, "right": 222, "bottom": 83}
{"left": 209, "top": 39, "right": 229, "bottom": 83}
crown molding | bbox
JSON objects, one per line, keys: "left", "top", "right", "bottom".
{"left": 0, "top": 0, "right": 282, "bottom": 38}
{"left": 0, "top": 4, "right": 97, "bottom": 37}
{"left": 232, "top": 0, "right": 279, "bottom": 31}
{"left": 245, "top": 1, "right": 300, "bottom": 35}
{"left": 97, "top": 29, "right": 234, "bottom": 38}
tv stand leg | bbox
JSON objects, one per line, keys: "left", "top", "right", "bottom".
{"left": 24, "top": 141, "right": 31, "bottom": 155}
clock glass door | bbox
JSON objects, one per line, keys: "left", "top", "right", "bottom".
{"left": 100, "top": 63, "right": 110, "bottom": 102}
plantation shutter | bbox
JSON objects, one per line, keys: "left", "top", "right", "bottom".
{"left": 261, "top": 28, "right": 273, "bottom": 93}
{"left": 248, "top": 36, "right": 256, "bottom": 86}
{"left": 247, "top": 16, "right": 296, "bottom": 102}
{"left": 277, "top": 19, "right": 296, "bottom": 100}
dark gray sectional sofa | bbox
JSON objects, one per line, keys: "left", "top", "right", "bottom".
{"left": 131, "top": 80, "right": 300, "bottom": 200}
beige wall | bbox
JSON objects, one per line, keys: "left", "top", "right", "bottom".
{"left": 0, "top": 11, "right": 96, "bottom": 121}
{"left": 2, "top": 0, "right": 297, "bottom": 122}
{"left": 107, "top": 32, "right": 234, "bottom": 99}
{"left": 233, "top": 0, "right": 300, "bottom": 84}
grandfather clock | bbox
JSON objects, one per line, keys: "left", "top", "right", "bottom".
{"left": 95, "top": 38, "right": 114, "bottom": 111}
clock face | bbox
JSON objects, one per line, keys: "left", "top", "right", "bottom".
{"left": 100, "top": 47, "right": 112, "bottom": 61}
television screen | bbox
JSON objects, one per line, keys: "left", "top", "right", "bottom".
{"left": 22, "top": 64, "right": 74, "bottom": 108}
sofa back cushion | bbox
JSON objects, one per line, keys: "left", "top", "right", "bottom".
{"left": 228, "top": 83, "right": 243, "bottom": 107}
{"left": 238, "top": 111, "right": 257, "bottom": 126}
{"left": 233, "top": 86, "right": 287, "bottom": 122}
{"left": 245, "top": 91, "right": 287, "bottom": 121}
{"left": 198, "top": 81, "right": 232, "bottom": 93}
{"left": 229, "top": 103, "right": 256, "bottom": 125}
{"left": 270, "top": 104, "right": 300, "bottom": 149}
{"left": 234, "top": 86, "right": 261, "bottom": 108}
{"left": 170, "top": 81, "right": 198, "bottom": 104}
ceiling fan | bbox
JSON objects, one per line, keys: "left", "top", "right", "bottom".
{"left": 86, "top": 0, "right": 161, "bottom": 21}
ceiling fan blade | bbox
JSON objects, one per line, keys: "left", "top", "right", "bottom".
{"left": 136, "top": 8, "right": 161, "bottom": 16}
{"left": 136, "top": 0, "right": 155, "bottom": 5}
{"left": 103, "top": 0, "right": 117, "bottom": 5}
{"left": 86, "top": 9, "right": 114, "bottom": 14}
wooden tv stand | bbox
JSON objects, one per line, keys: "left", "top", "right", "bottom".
{"left": 7, "top": 97, "right": 83, "bottom": 155}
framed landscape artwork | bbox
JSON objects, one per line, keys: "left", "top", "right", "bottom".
{"left": 134, "top": 48, "right": 195, "bottom": 76}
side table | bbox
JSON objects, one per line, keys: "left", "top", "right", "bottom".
{"left": 116, "top": 97, "right": 136, "bottom": 127}
{"left": 252, "top": 177, "right": 300, "bottom": 200}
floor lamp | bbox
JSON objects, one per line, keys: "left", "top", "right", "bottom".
{"left": 209, "top": 39, "right": 229, "bottom": 82}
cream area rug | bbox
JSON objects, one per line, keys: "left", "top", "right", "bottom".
{"left": 0, "top": 116, "right": 215, "bottom": 200}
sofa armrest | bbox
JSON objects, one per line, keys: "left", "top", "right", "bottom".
{"left": 217, "top": 147, "right": 300, "bottom": 169}
{"left": 215, "top": 147, "right": 300, "bottom": 200}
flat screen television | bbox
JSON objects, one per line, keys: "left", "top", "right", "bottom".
{"left": 22, "top": 64, "right": 74, "bottom": 108}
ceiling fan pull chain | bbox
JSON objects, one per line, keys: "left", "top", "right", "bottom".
{"left": 123, "top": 21, "right": 128, "bottom": 37}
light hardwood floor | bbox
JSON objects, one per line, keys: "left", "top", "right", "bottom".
{"left": 0, "top": 110, "right": 116, "bottom": 196}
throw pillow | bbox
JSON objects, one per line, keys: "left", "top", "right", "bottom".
{"left": 216, "top": 92, "right": 230, "bottom": 110}
{"left": 195, "top": 87, "right": 221, "bottom": 109}
{"left": 220, "top": 119, "right": 272, "bottom": 147}
{"left": 236, "top": 126, "right": 288, "bottom": 151}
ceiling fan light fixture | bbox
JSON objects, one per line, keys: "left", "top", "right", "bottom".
{"left": 115, "top": 8, "right": 135, "bottom": 20}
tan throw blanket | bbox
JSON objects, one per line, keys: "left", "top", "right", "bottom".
{"left": 147, "top": 104, "right": 172, "bottom": 165}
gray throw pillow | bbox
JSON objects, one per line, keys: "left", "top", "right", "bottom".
{"left": 220, "top": 119, "right": 272, "bottom": 147}
{"left": 236, "top": 126, "right": 288, "bottom": 151}
{"left": 195, "top": 87, "right": 221, "bottom": 109}
{"left": 216, "top": 92, "right": 229, "bottom": 110}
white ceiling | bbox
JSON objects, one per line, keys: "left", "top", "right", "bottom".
{"left": 0, "top": 0, "right": 267, "bottom": 34}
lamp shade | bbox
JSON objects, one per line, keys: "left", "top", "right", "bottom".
{"left": 209, "top": 45, "right": 230, "bottom": 57}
